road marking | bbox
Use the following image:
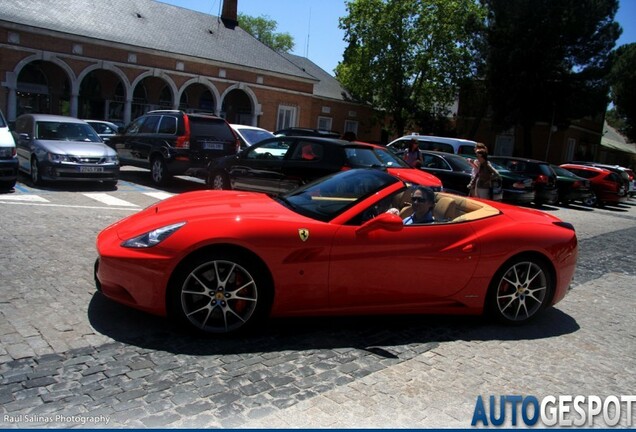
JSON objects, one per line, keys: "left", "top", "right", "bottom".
{"left": 143, "top": 191, "right": 174, "bottom": 200}
{"left": 83, "top": 193, "right": 138, "bottom": 207}
{"left": 0, "top": 194, "right": 50, "bottom": 203}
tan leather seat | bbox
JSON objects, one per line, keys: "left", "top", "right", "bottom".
{"left": 434, "top": 196, "right": 458, "bottom": 221}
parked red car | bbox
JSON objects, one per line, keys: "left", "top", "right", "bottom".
{"left": 559, "top": 164, "right": 628, "bottom": 207}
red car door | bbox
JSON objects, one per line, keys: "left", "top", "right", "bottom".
{"left": 328, "top": 222, "right": 479, "bottom": 310}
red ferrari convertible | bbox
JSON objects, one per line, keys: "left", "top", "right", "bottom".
{"left": 95, "top": 169, "right": 578, "bottom": 334}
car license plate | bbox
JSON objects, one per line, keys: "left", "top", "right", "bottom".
{"left": 202, "top": 142, "right": 224, "bottom": 150}
{"left": 80, "top": 166, "right": 104, "bottom": 173}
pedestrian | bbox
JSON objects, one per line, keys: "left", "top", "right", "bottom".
{"left": 403, "top": 138, "right": 423, "bottom": 168}
{"left": 467, "top": 149, "right": 500, "bottom": 199}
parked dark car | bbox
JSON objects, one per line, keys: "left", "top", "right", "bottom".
{"left": 0, "top": 109, "right": 18, "bottom": 190}
{"left": 274, "top": 127, "right": 341, "bottom": 139}
{"left": 488, "top": 161, "right": 535, "bottom": 204}
{"left": 13, "top": 114, "right": 119, "bottom": 186}
{"left": 550, "top": 165, "right": 593, "bottom": 206}
{"left": 85, "top": 120, "right": 122, "bottom": 144}
{"left": 416, "top": 150, "right": 474, "bottom": 195}
{"left": 107, "top": 110, "right": 240, "bottom": 185}
{"left": 206, "top": 136, "right": 442, "bottom": 195}
{"left": 560, "top": 164, "right": 628, "bottom": 207}
{"left": 489, "top": 156, "right": 558, "bottom": 206}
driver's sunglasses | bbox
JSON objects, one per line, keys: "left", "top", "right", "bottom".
{"left": 411, "top": 196, "right": 427, "bottom": 203}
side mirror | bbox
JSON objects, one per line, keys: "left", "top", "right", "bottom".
{"left": 356, "top": 212, "right": 404, "bottom": 235}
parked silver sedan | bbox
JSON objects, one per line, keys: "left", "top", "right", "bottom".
{"left": 13, "top": 114, "right": 119, "bottom": 186}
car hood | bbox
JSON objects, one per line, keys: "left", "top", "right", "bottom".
{"left": 35, "top": 140, "right": 116, "bottom": 156}
{"left": 113, "top": 190, "right": 302, "bottom": 240}
{"left": 387, "top": 167, "right": 442, "bottom": 187}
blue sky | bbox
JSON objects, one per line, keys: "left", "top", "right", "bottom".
{"left": 160, "top": 0, "right": 636, "bottom": 76}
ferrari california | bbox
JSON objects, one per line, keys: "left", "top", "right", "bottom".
{"left": 95, "top": 169, "right": 578, "bottom": 335}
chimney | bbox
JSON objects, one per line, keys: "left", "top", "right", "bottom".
{"left": 221, "top": 0, "right": 238, "bottom": 29}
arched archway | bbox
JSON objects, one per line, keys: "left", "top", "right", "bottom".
{"left": 77, "top": 64, "right": 129, "bottom": 122}
{"left": 221, "top": 85, "right": 258, "bottom": 125}
{"left": 16, "top": 60, "right": 71, "bottom": 116}
{"left": 177, "top": 78, "right": 221, "bottom": 114}
{"left": 130, "top": 72, "right": 177, "bottom": 119}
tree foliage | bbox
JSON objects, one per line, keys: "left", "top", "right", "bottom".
{"left": 238, "top": 13, "right": 294, "bottom": 53}
{"left": 609, "top": 43, "right": 636, "bottom": 142}
{"left": 335, "top": 0, "right": 486, "bottom": 136}
{"left": 484, "top": 0, "right": 621, "bottom": 157}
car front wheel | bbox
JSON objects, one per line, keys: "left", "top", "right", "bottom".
{"left": 31, "top": 156, "right": 42, "bottom": 186}
{"left": 487, "top": 257, "right": 552, "bottom": 325}
{"left": 168, "top": 253, "right": 270, "bottom": 335}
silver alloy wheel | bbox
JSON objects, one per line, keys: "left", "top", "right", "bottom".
{"left": 151, "top": 158, "right": 165, "bottom": 184}
{"left": 494, "top": 261, "right": 548, "bottom": 322}
{"left": 180, "top": 259, "right": 258, "bottom": 333}
{"left": 212, "top": 173, "right": 226, "bottom": 190}
{"left": 582, "top": 193, "right": 597, "bottom": 207}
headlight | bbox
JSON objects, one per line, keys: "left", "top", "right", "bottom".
{"left": 121, "top": 222, "right": 186, "bottom": 248}
{"left": 48, "top": 153, "right": 72, "bottom": 162}
{"left": 104, "top": 155, "right": 119, "bottom": 164}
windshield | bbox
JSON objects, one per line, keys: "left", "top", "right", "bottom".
{"left": 238, "top": 128, "right": 275, "bottom": 145}
{"left": 36, "top": 121, "right": 101, "bottom": 142}
{"left": 278, "top": 169, "right": 399, "bottom": 222}
{"left": 345, "top": 146, "right": 409, "bottom": 168}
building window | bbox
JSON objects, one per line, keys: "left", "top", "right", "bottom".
{"left": 344, "top": 120, "right": 358, "bottom": 135}
{"left": 566, "top": 137, "right": 576, "bottom": 161}
{"left": 277, "top": 105, "right": 297, "bottom": 130}
{"left": 317, "top": 116, "right": 332, "bottom": 131}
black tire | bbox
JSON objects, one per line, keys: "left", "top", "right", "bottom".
{"left": 31, "top": 156, "right": 43, "bottom": 186}
{"left": 486, "top": 256, "right": 553, "bottom": 325}
{"left": 209, "top": 171, "right": 230, "bottom": 190}
{"left": 0, "top": 179, "right": 16, "bottom": 190}
{"left": 168, "top": 252, "right": 271, "bottom": 335}
{"left": 582, "top": 193, "right": 597, "bottom": 207}
{"left": 150, "top": 156, "right": 169, "bottom": 186}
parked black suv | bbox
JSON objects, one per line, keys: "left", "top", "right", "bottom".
{"left": 489, "top": 156, "right": 558, "bottom": 206}
{"left": 108, "top": 110, "right": 239, "bottom": 185}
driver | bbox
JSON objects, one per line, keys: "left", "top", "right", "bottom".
{"left": 403, "top": 186, "right": 435, "bottom": 224}
{"left": 386, "top": 186, "right": 436, "bottom": 224}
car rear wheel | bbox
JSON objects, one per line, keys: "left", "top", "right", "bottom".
{"left": 168, "top": 253, "right": 270, "bottom": 335}
{"left": 150, "top": 156, "right": 169, "bottom": 186}
{"left": 209, "top": 171, "right": 230, "bottom": 190}
{"left": 487, "top": 256, "right": 552, "bottom": 325}
{"left": 582, "top": 193, "right": 597, "bottom": 207}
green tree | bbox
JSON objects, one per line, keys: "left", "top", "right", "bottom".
{"left": 335, "top": 0, "right": 486, "bottom": 136}
{"left": 609, "top": 43, "right": 636, "bottom": 142}
{"left": 484, "top": 0, "right": 621, "bottom": 157}
{"left": 238, "top": 13, "right": 294, "bottom": 53}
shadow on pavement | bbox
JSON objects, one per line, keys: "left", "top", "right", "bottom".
{"left": 88, "top": 292, "right": 579, "bottom": 357}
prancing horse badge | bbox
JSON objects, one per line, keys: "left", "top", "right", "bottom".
{"left": 298, "top": 228, "right": 309, "bottom": 242}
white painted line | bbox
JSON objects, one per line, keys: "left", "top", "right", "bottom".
{"left": 0, "top": 194, "right": 50, "bottom": 203}
{"left": 143, "top": 191, "right": 174, "bottom": 201}
{"left": 83, "top": 193, "right": 138, "bottom": 207}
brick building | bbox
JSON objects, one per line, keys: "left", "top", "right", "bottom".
{"left": 0, "top": 0, "right": 385, "bottom": 142}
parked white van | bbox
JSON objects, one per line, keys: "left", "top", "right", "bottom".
{"left": 0, "top": 110, "right": 19, "bottom": 190}
{"left": 387, "top": 133, "right": 477, "bottom": 156}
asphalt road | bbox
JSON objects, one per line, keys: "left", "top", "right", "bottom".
{"left": 0, "top": 169, "right": 634, "bottom": 428}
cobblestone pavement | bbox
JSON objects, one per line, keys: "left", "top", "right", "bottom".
{"left": 0, "top": 178, "right": 634, "bottom": 428}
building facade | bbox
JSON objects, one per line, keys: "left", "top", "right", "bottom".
{"left": 0, "top": 0, "right": 385, "bottom": 142}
